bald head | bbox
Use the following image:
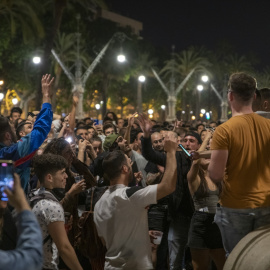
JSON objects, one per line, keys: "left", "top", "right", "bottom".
{"left": 151, "top": 132, "right": 164, "bottom": 152}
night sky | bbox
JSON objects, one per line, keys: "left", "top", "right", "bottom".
{"left": 109, "top": 0, "right": 270, "bottom": 68}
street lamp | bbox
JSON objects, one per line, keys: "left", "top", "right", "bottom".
{"left": 197, "top": 85, "right": 204, "bottom": 91}
{"left": 117, "top": 54, "right": 126, "bottom": 63}
{"left": 148, "top": 109, "right": 154, "bottom": 115}
{"left": 201, "top": 109, "right": 206, "bottom": 114}
{"left": 201, "top": 75, "right": 209, "bottom": 82}
{"left": 32, "top": 56, "right": 41, "bottom": 64}
{"left": 138, "top": 75, "right": 146, "bottom": 82}
{"left": 0, "top": 93, "right": 4, "bottom": 101}
{"left": 161, "top": 105, "right": 166, "bottom": 110}
{"left": 12, "top": 98, "right": 18, "bottom": 105}
{"left": 200, "top": 75, "right": 228, "bottom": 122}
{"left": 137, "top": 75, "right": 146, "bottom": 113}
{"left": 0, "top": 80, "right": 4, "bottom": 86}
{"left": 95, "top": 104, "right": 100, "bottom": 110}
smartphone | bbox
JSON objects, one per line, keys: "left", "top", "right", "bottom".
{"left": 178, "top": 144, "right": 191, "bottom": 158}
{"left": 76, "top": 135, "right": 84, "bottom": 142}
{"left": 0, "top": 160, "right": 14, "bottom": 201}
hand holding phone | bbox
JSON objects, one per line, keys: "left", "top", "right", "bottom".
{"left": 0, "top": 160, "right": 14, "bottom": 202}
{"left": 178, "top": 144, "right": 191, "bottom": 158}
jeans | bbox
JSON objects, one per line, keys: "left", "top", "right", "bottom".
{"left": 168, "top": 215, "right": 191, "bottom": 270}
{"left": 214, "top": 204, "right": 270, "bottom": 256}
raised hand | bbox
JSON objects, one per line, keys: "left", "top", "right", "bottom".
{"left": 128, "top": 112, "right": 138, "bottom": 127}
{"left": 137, "top": 113, "right": 153, "bottom": 137}
{"left": 163, "top": 134, "right": 177, "bottom": 153}
{"left": 41, "top": 74, "right": 54, "bottom": 103}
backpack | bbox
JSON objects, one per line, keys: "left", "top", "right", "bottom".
{"left": 29, "top": 191, "right": 60, "bottom": 246}
{"left": 74, "top": 187, "right": 107, "bottom": 260}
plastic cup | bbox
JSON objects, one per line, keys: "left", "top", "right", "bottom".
{"left": 153, "top": 231, "right": 163, "bottom": 245}
{"left": 74, "top": 175, "right": 84, "bottom": 183}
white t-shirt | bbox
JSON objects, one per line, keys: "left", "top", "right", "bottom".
{"left": 32, "top": 192, "right": 65, "bottom": 270}
{"left": 94, "top": 184, "right": 157, "bottom": 270}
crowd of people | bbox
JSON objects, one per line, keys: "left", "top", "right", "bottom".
{"left": 0, "top": 72, "right": 270, "bottom": 270}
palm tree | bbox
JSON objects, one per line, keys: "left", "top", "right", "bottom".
{"left": 160, "top": 46, "right": 211, "bottom": 120}
{"left": 224, "top": 53, "right": 253, "bottom": 73}
{"left": 0, "top": 0, "right": 44, "bottom": 42}
{"left": 36, "top": 0, "right": 107, "bottom": 109}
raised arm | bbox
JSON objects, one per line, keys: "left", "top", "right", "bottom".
{"left": 137, "top": 113, "right": 166, "bottom": 166}
{"left": 124, "top": 113, "right": 137, "bottom": 144}
{"left": 156, "top": 135, "right": 177, "bottom": 200}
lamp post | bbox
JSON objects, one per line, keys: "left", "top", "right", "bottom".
{"left": 137, "top": 75, "right": 145, "bottom": 113}
{"left": 196, "top": 85, "right": 203, "bottom": 118}
{"left": 95, "top": 104, "right": 100, "bottom": 119}
{"left": 200, "top": 75, "right": 228, "bottom": 122}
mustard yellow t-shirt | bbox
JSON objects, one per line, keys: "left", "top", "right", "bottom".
{"left": 211, "top": 113, "right": 270, "bottom": 208}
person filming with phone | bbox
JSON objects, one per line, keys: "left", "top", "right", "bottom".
{"left": 0, "top": 172, "right": 43, "bottom": 270}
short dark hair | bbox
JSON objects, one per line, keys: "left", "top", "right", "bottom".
{"left": 196, "top": 124, "right": 205, "bottom": 129}
{"left": 10, "top": 107, "right": 22, "bottom": 116}
{"left": 228, "top": 72, "right": 256, "bottom": 102}
{"left": 102, "top": 150, "right": 127, "bottom": 181}
{"left": 33, "top": 153, "right": 67, "bottom": 183}
{"left": 103, "top": 123, "right": 117, "bottom": 134}
{"left": 16, "top": 120, "right": 27, "bottom": 139}
{"left": 75, "top": 126, "right": 88, "bottom": 136}
{"left": 130, "top": 128, "right": 142, "bottom": 144}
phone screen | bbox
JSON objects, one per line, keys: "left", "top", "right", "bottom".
{"left": 178, "top": 144, "right": 191, "bottom": 157}
{"left": 0, "top": 160, "right": 14, "bottom": 201}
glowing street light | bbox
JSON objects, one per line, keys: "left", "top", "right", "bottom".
{"left": 148, "top": 109, "right": 154, "bottom": 115}
{"left": 0, "top": 93, "right": 4, "bottom": 101}
{"left": 137, "top": 75, "right": 146, "bottom": 113}
{"left": 12, "top": 98, "right": 18, "bottom": 105}
{"left": 201, "top": 75, "right": 209, "bottom": 82}
{"left": 201, "top": 109, "right": 206, "bottom": 114}
{"left": 32, "top": 56, "right": 41, "bottom": 64}
{"left": 95, "top": 104, "right": 101, "bottom": 110}
{"left": 191, "top": 116, "right": 196, "bottom": 120}
{"left": 138, "top": 75, "right": 146, "bottom": 82}
{"left": 117, "top": 54, "right": 126, "bottom": 63}
{"left": 0, "top": 80, "right": 4, "bottom": 86}
{"left": 161, "top": 105, "right": 166, "bottom": 110}
{"left": 197, "top": 85, "right": 204, "bottom": 91}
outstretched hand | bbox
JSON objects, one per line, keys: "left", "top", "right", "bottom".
{"left": 41, "top": 74, "right": 54, "bottom": 102}
{"left": 137, "top": 113, "right": 153, "bottom": 138}
{"left": 128, "top": 112, "right": 138, "bottom": 127}
{"left": 163, "top": 133, "right": 177, "bottom": 153}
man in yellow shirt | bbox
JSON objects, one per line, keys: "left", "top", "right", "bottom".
{"left": 208, "top": 72, "right": 270, "bottom": 255}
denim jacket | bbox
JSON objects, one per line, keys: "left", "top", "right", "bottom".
{"left": 0, "top": 210, "right": 43, "bottom": 270}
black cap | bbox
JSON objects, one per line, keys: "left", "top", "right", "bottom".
{"left": 184, "top": 131, "right": 202, "bottom": 144}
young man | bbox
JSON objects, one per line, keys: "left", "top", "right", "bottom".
{"left": 10, "top": 107, "right": 22, "bottom": 124}
{"left": 32, "top": 153, "right": 83, "bottom": 270}
{"left": 0, "top": 74, "right": 53, "bottom": 192}
{"left": 16, "top": 120, "right": 33, "bottom": 140}
{"left": 208, "top": 72, "right": 270, "bottom": 255}
{"left": 94, "top": 136, "right": 178, "bottom": 270}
